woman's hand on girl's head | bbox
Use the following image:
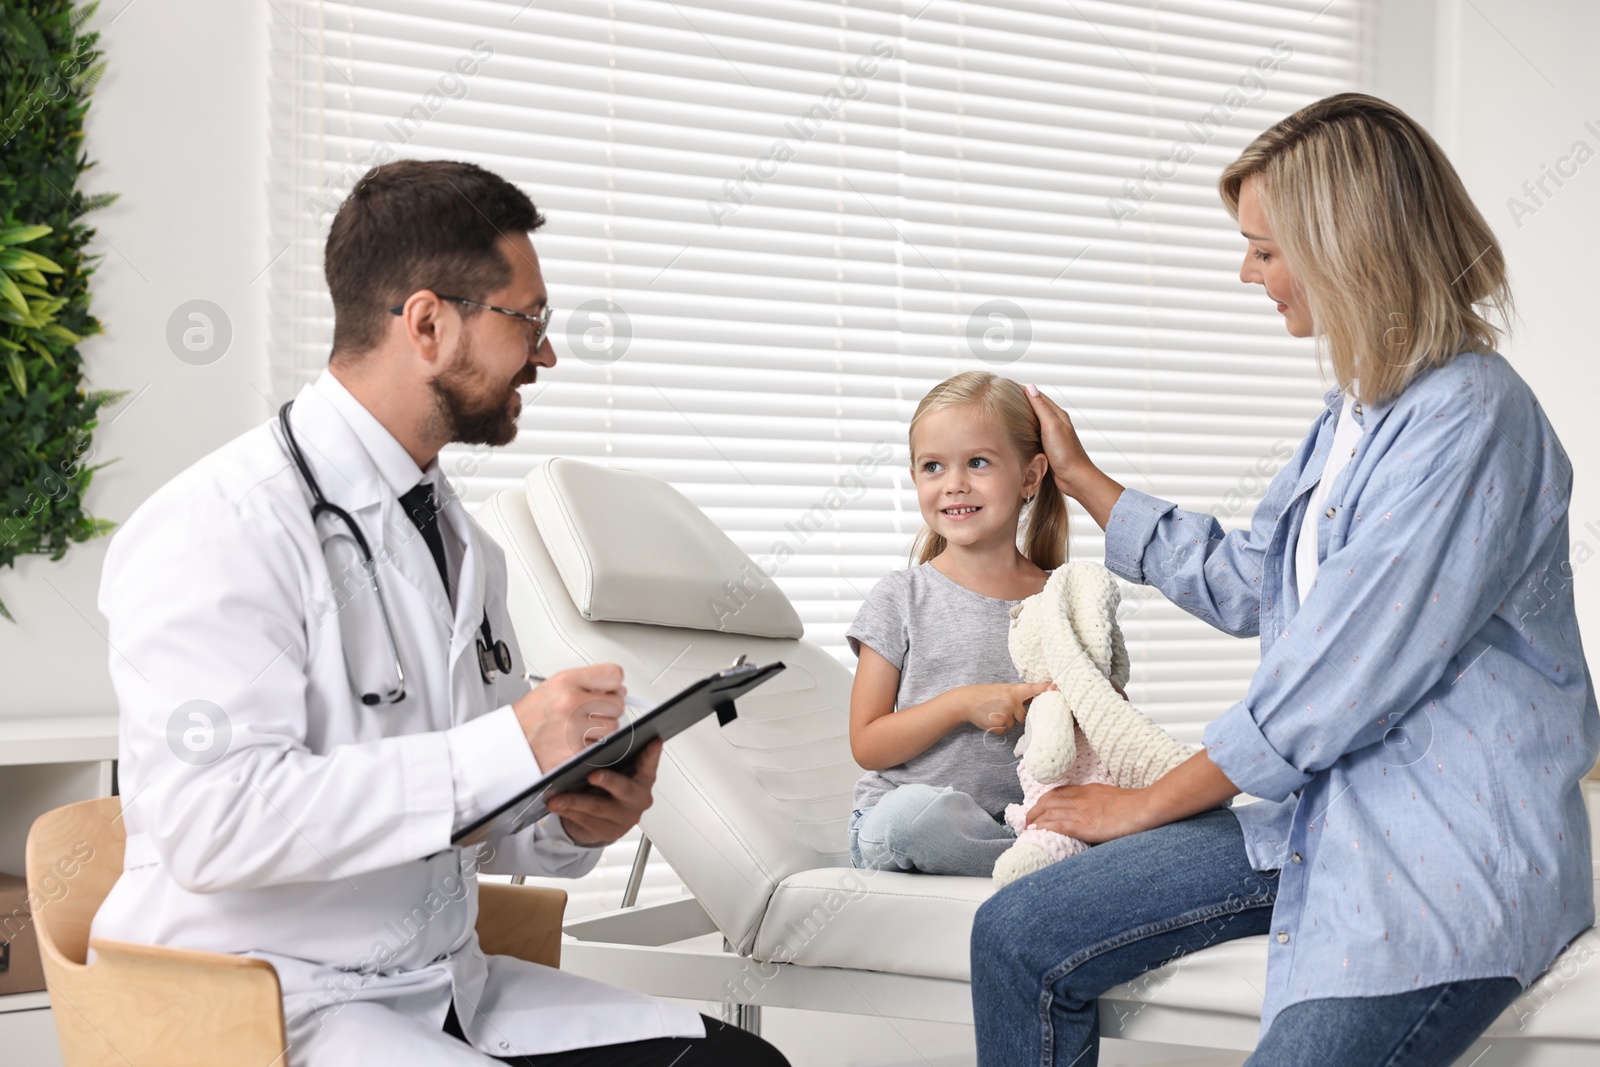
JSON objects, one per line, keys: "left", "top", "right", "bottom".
{"left": 961, "top": 681, "right": 1055, "bottom": 735}
{"left": 1024, "top": 782, "right": 1154, "bottom": 844}
{"left": 1023, "top": 385, "right": 1128, "bottom": 532}
{"left": 1023, "top": 384, "right": 1092, "bottom": 496}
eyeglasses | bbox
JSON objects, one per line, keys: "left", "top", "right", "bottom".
{"left": 390, "top": 294, "right": 553, "bottom": 351}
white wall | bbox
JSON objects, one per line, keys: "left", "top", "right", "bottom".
{"left": 1434, "top": 0, "right": 1600, "bottom": 654}
{"left": 0, "top": 0, "right": 269, "bottom": 719}
{"left": 0, "top": 0, "right": 1595, "bottom": 718}
{"left": 1365, "top": 0, "right": 1600, "bottom": 657}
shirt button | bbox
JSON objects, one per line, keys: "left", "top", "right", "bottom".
{"left": 1324, "top": 506, "right": 1336, "bottom": 518}
{"left": 500, "top": 1042, "right": 510, "bottom": 1050}
{"left": 1349, "top": 447, "right": 1357, "bottom": 457}
{"left": 1277, "top": 931, "right": 1290, "bottom": 943}
{"left": 1353, "top": 403, "right": 1363, "bottom": 415}
{"left": 1292, "top": 852, "right": 1303, "bottom": 863}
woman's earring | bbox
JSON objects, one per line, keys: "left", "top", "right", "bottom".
{"left": 1024, "top": 493, "right": 1035, "bottom": 506}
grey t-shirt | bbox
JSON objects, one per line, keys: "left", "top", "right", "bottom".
{"left": 847, "top": 562, "right": 1034, "bottom": 817}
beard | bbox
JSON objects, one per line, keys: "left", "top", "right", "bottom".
{"left": 426, "top": 331, "right": 529, "bottom": 447}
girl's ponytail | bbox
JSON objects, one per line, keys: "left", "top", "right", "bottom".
{"left": 1021, "top": 477, "right": 1069, "bottom": 571}
{"left": 911, "top": 525, "right": 946, "bottom": 565}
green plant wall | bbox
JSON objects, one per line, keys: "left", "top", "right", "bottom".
{"left": 0, "top": 0, "right": 123, "bottom": 621}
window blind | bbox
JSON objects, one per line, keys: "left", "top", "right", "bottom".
{"left": 269, "top": 0, "right": 1359, "bottom": 916}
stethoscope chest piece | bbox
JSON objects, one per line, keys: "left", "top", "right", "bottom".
{"left": 477, "top": 632, "right": 512, "bottom": 684}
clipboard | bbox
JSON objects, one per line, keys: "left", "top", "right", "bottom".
{"left": 452, "top": 658, "right": 785, "bottom": 848}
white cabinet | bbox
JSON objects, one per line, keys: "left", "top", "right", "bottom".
{"left": 0, "top": 715, "right": 118, "bottom": 1067}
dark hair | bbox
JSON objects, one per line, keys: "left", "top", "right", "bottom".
{"left": 324, "top": 159, "right": 545, "bottom": 359}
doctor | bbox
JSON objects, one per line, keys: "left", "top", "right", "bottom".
{"left": 94, "top": 159, "right": 789, "bottom": 1067}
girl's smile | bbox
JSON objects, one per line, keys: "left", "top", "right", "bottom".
{"left": 912, "top": 406, "right": 1045, "bottom": 553}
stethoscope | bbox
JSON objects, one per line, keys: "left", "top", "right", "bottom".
{"left": 277, "top": 400, "right": 513, "bottom": 704}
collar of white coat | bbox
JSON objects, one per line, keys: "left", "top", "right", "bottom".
{"left": 310, "top": 369, "right": 444, "bottom": 504}
{"left": 286, "top": 371, "right": 484, "bottom": 631}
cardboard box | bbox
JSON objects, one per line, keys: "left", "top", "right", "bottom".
{"left": 0, "top": 872, "right": 46, "bottom": 995}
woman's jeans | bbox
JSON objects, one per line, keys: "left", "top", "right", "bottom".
{"left": 849, "top": 784, "right": 1015, "bottom": 877}
{"left": 971, "top": 807, "right": 1524, "bottom": 1067}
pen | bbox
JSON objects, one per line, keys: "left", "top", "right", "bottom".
{"left": 523, "top": 670, "right": 651, "bottom": 711}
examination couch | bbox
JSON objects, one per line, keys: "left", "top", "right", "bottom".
{"left": 476, "top": 456, "right": 1600, "bottom": 1063}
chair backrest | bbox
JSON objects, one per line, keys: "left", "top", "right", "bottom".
{"left": 27, "top": 797, "right": 290, "bottom": 1067}
{"left": 26, "top": 797, "right": 126, "bottom": 967}
{"left": 477, "top": 465, "right": 862, "bottom": 953}
{"left": 26, "top": 799, "right": 569, "bottom": 1067}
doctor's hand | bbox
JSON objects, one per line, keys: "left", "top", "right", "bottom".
{"left": 513, "top": 664, "right": 628, "bottom": 773}
{"left": 547, "top": 737, "right": 663, "bottom": 847}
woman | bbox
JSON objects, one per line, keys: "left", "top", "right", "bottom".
{"left": 973, "top": 93, "right": 1599, "bottom": 1067}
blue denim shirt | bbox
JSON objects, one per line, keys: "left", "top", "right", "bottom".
{"left": 1103, "top": 350, "right": 1599, "bottom": 1035}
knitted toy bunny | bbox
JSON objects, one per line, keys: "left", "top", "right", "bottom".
{"left": 993, "top": 562, "right": 1192, "bottom": 888}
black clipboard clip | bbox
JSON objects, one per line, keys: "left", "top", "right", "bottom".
{"left": 713, "top": 654, "right": 753, "bottom": 726}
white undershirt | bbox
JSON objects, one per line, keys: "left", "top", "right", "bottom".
{"left": 1296, "top": 387, "right": 1364, "bottom": 604}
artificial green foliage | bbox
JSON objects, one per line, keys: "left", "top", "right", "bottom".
{"left": 0, "top": 0, "right": 123, "bottom": 621}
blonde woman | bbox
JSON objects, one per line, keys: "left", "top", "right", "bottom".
{"left": 972, "top": 93, "right": 1598, "bottom": 1066}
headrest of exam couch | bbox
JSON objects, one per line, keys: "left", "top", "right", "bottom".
{"left": 524, "top": 457, "right": 803, "bottom": 639}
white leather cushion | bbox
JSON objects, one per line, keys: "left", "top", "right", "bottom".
{"left": 754, "top": 868, "right": 993, "bottom": 981}
{"left": 753, "top": 865, "right": 1600, "bottom": 1044}
{"left": 524, "top": 458, "right": 803, "bottom": 639}
{"left": 753, "top": 865, "right": 1271, "bottom": 995}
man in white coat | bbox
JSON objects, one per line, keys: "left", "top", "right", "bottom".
{"left": 93, "top": 160, "right": 789, "bottom": 1066}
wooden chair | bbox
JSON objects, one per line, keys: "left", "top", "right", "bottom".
{"left": 25, "top": 797, "right": 568, "bottom": 1067}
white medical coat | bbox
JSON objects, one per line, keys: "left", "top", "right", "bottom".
{"left": 92, "top": 371, "right": 703, "bottom": 1065}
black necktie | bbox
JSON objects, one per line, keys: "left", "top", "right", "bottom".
{"left": 399, "top": 480, "right": 450, "bottom": 597}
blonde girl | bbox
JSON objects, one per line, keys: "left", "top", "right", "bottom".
{"left": 845, "top": 370, "right": 1068, "bottom": 877}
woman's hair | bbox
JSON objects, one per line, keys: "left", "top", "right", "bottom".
{"left": 907, "top": 371, "right": 1068, "bottom": 570}
{"left": 1219, "top": 93, "right": 1513, "bottom": 408}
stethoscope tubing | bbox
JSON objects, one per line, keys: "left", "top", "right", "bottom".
{"left": 277, "top": 399, "right": 511, "bottom": 691}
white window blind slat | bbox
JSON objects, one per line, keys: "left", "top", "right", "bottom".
{"left": 270, "top": 0, "right": 1357, "bottom": 908}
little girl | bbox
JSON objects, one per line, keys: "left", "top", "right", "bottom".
{"left": 847, "top": 370, "right": 1069, "bottom": 877}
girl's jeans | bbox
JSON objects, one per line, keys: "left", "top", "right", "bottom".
{"left": 849, "top": 784, "right": 1015, "bottom": 877}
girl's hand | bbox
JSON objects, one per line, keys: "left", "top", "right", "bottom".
{"left": 1024, "top": 782, "right": 1154, "bottom": 844}
{"left": 959, "top": 681, "right": 1055, "bottom": 735}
